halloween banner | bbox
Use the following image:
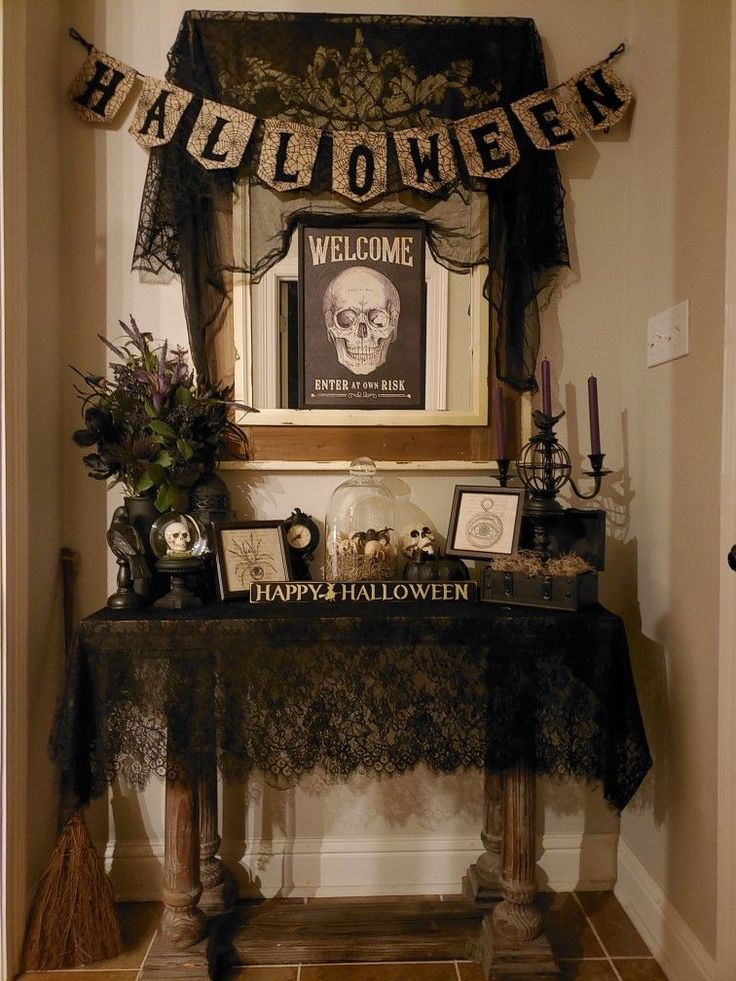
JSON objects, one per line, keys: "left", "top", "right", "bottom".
{"left": 392, "top": 126, "right": 458, "bottom": 193}
{"left": 68, "top": 47, "right": 138, "bottom": 123}
{"left": 67, "top": 31, "right": 633, "bottom": 199}
{"left": 129, "top": 78, "right": 193, "bottom": 149}
{"left": 186, "top": 99, "right": 257, "bottom": 170}
{"left": 453, "top": 108, "right": 521, "bottom": 179}
{"left": 511, "top": 89, "right": 582, "bottom": 151}
{"left": 257, "top": 119, "right": 323, "bottom": 191}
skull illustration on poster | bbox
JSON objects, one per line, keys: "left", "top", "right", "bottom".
{"left": 323, "top": 266, "right": 400, "bottom": 375}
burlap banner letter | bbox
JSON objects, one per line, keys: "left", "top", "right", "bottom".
{"left": 187, "top": 99, "right": 256, "bottom": 170}
{"left": 68, "top": 49, "right": 137, "bottom": 124}
{"left": 511, "top": 90, "right": 581, "bottom": 150}
{"left": 332, "top": 131, "right": 387, "bottom": 203}
{"left": 258, "top": 119, "right": 322, "bottom": 191}
{"left": 567, "top": 63, "right": 633, "bottom": 131}
{"left": 129, "top": 78, "right": 193, "bottom": 149}
{"left": 454, "top": 108, "right": 520, "bottom": 179}
{"left": 392, "top": 126, "right": 456, "bottom": 193}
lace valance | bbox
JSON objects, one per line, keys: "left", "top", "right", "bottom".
{"left": 132, "top": 11, "right": 569, "bottom": 390}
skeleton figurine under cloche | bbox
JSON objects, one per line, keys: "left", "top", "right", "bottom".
{"left": 323, "top": 266, "right": 400, "bottom": 375}
{"left": 325, "top": 457, "right": 398, "bottom": 581}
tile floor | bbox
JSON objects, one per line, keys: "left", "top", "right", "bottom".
{"left": 17, "top": 892, "right": 668, "bottom": 981}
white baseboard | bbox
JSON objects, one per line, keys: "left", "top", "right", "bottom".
{"left": 101, "top": 831, "right": 618, "bottom": 902}
{"left": 615, "top": 839, "right": 716, "bottom": 981}
{"left": 537, "top": 832, "right": 618, "bottom": 892}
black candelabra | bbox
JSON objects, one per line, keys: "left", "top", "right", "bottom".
{"left": 495, "top": 409, "right": 610, "bottom": 560}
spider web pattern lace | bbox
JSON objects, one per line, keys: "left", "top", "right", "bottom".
{"left": 51, "top": 603, "right": 651, "bottom": 818}
{"left": 131, "top": 11, "right": 569, "bottom": 391}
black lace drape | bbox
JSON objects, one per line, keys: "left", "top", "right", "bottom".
{"left": 132, "top": 11, "right": 569, "bottom": 391}
{"left": 51, "top": 602, "right": 650, "bottom": 818}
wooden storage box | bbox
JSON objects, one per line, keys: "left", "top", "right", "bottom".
{"left": 481, "top": 567, "right": 598, "bottom": 612}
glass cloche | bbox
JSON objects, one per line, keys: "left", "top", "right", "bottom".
{"left": 325, "top": 457, "right": 398, "bottom": 581}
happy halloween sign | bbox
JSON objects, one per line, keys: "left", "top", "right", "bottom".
{"left": 67, "top": 30, "right": 633, "bottom": 205}
{"left": 249, "top": 580, "right": 478, "bottom": 603}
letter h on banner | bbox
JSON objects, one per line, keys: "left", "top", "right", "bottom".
{"left": 68, "top": 49, "right": 138, "bottom": 123}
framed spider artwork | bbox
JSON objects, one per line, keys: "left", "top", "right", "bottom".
{"left": 213, "top": 520, "right": 292, "bottom": 600}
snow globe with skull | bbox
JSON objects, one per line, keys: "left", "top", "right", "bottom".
{"left": 325, "top": 457, "right": 398, "bottom": 582}
{"left": 149, "top": 511, "right": 208, "bottom": 608}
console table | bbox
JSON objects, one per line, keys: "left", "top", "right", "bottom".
{"left": 51, "top": 600, "right": 651, "bottom": 977}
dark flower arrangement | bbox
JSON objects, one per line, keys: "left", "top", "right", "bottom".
{"left": 72, "top": 316, "right": 253, "bottom": 511}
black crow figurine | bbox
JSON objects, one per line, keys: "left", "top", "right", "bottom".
{"left": 106, "top": 506, "right": 150, "bottom": 581}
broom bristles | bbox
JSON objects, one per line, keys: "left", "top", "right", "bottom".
{"left": 22, "top": 811, "right": 123, "bottom": 970}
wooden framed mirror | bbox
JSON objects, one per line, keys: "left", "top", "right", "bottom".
{"left": 226, "top": 192, "right": 522, "bottom": 469}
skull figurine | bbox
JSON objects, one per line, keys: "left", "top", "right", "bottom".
{"left": 326, "top": 532, "right": 351, "bottom": 557}
{"left": 164, "top": 520, "right": 192, "bottom": 555}
{"left": 323, "top": 266, "right": 400, "bottom": 375}
{"left": 399, "top": 524, "right": 436, "bottom": 561}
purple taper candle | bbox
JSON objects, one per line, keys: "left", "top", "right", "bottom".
{"left": 494, "top": 385, "right": 507, "bottom": 460}
{"left": 541, "top": 358, "right": 552, "bottom": 415}
{"left": 588, "top": 374, "right": 601, "bottom": 455}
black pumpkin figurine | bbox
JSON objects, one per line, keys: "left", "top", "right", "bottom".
{"left": 403, "top": 549, "right": 469, "bottom": 583}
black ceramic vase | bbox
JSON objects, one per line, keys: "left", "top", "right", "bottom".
{"left": 124, "top": 494, "right": 165, "bottom": 602}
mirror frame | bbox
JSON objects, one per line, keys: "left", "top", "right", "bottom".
{"left": 232, "top": 258, "right": 488, "bottom": 428}
{"left": 226, "top": 190, "right": 520, "bottom": 466}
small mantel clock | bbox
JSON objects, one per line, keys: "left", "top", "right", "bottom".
{"left": 284, "top": 508, "right": 320, "bottom": 581}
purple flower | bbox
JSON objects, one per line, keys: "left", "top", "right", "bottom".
{"left": 171, "top": 347, "right": 193, "bottom": 386}
{"left": 136, "top": 340, "right": 176, "bottom": 412}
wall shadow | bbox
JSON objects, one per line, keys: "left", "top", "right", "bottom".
{"left": 107, "top": 779, "right": 158, "bottom": 896}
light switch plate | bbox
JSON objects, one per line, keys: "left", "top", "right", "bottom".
{"left": 647, "top": 300, "right": 689, "bottom": 367}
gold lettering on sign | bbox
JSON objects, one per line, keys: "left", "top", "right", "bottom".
{"left": 307, "top": 235, "right": 415, "bottom": 267}
{"left": 249, "top": 580, "right": 476, "bottom": 602}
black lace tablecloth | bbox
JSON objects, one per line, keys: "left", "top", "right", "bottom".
{"left": 51, "top": 601, "right": 651, "bottom": 815}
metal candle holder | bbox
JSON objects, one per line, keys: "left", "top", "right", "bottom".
{"left": 513, "top": 409, "right": 610, "bottom": 559}
{"left": 496, "top": 458, "right": 512, "bottom": 487}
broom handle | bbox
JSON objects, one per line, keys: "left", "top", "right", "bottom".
{"left": 60, "top": 547, "right": 76, "bottom": 661}
{"left": 58, "top": 547, "right": 78, "bottom": 835}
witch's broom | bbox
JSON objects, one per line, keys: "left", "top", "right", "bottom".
{"left": 21, "top": 548, "right": 123, "bottom": 970}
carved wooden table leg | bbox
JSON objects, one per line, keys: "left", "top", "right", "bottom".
{"left": 493, "top": 763, "right": 542, "bottom": 941}
{"left": 473, "top": 766, "right": 557, "bottom": 978}
{"left": 463, "top": 768, "right": 502, "bottom": 903}
{"left": 161, "top": 746, "right": 207, "bottom": 947}
{"left": 199, "top": 766, "right": 236, "bottom": 913}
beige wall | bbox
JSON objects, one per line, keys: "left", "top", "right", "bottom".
{"left": 718, "top": 8, "right": 736, "bottom": 976}
{"left": 618, "top": 1, "right": 729, "bottom": 958}
{"left": 25, "top": 0, "right": 65, "bottom": 911}
{"left": 20, "top": 0, "right": 721, "bottom": 969}
{"left": 4, "top": 1, "right": 65, "bottom": 974}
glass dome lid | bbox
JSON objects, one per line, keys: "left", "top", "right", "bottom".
{"left": 325, "top": 457, "right": 398, "bottom": 582}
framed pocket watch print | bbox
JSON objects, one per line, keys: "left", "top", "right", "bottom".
{"left": 446, "top": 485, "right": 525, "bottom": 560}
